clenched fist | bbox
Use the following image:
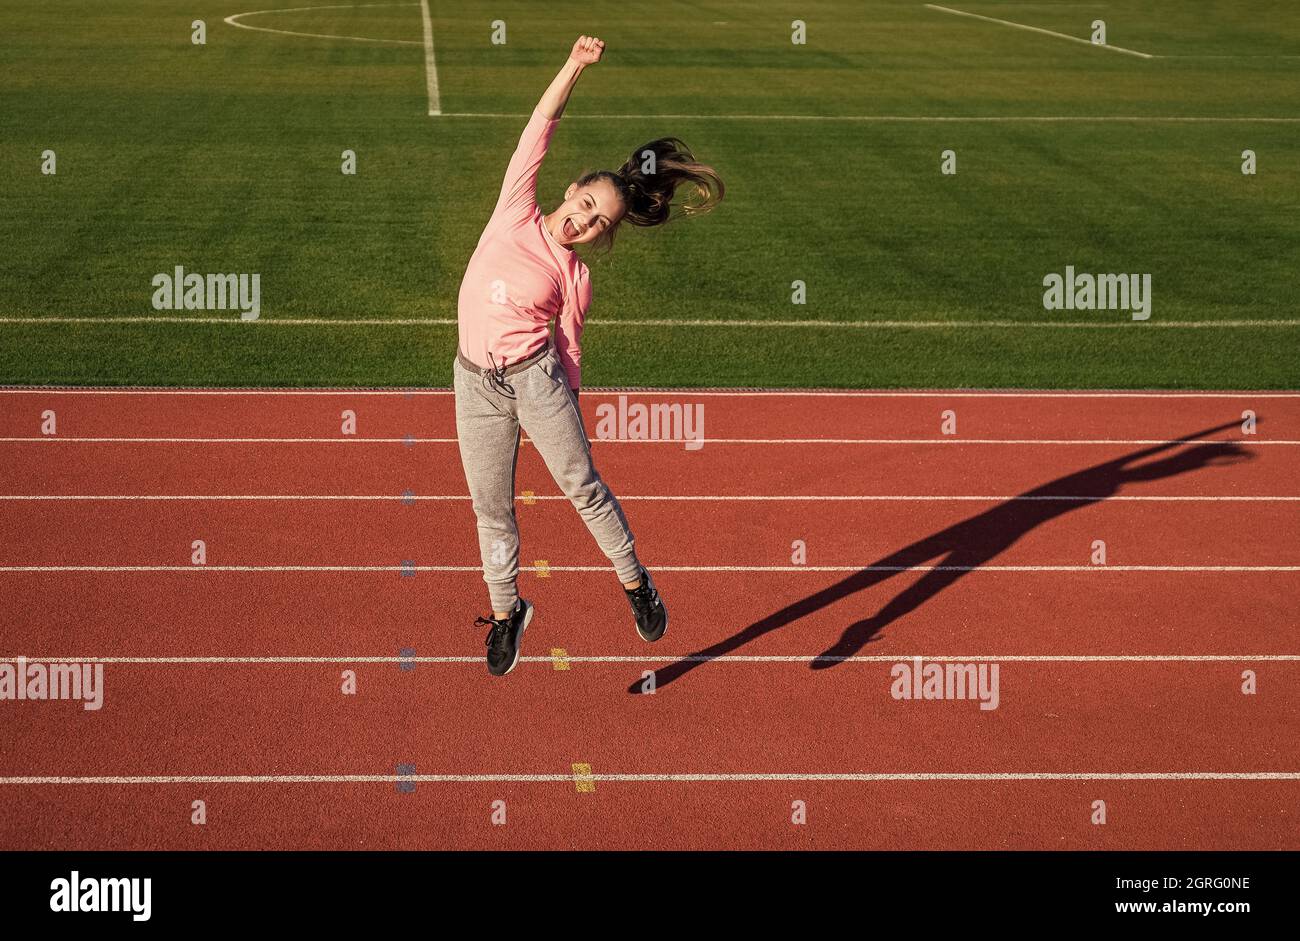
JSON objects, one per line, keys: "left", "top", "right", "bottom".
{"left": 569, "top": 35, "right": 605, "bottom": 66}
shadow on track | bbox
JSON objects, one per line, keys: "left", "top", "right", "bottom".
{"left": 629, "top": 420, "right": 1254, "bottom": 693}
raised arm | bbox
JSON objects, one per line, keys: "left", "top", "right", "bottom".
{"left": 492, "top": 36, "right": 605, "bottom": 223}
{"left": 537, "top": 36, "right": 605, "bottom": 120}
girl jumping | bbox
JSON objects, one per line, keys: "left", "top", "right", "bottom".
{"left": 454, "top": 35, "right": 725, "bottom": 676}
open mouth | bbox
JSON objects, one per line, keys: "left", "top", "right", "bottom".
{"left": 562, "top": 218, "right": 579, "bottom": 240}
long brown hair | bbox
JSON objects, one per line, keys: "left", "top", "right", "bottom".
{"left": 577, "top": 137, "right": 724, "bottom": 253}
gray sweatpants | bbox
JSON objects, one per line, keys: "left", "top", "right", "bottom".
{"left": 453, "top": 343, "right": 642, "bottom": 612}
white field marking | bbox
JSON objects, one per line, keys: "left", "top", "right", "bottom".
{"left": 925, "top": 11, "right": 1300, "bottom": 63}
{"left": 1, "top": 389, "right": 1297, "bottom": 398}
{"left": 2, "top": 494, "right": 1298, "bottom": 502}
{"left": 13, "top": 655, "right": 1299, "bottom": 664}
{"left": 2, "top": 772, "right": 1298, "bottom": 785}
{"left": 437, "top": 114, "right": 1300, "bottom": 124}
{"left": 2, "top": 436, "right": 1294, "bottom": 445}
{"left": 924, "top": 3, "right": 1156, "bottom": 59}
{"left": 2, "top": 565, "right": 1296, "bottom": 573}
{"left": 224, "top": 2, "right": 422, "bottom": 46}
{"left": 418, "top": 0, "right": 439, "bottom": 115}
{"left": 5, "top": 317, "right": 1300, "bottom": 327}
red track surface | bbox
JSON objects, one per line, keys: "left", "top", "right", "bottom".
{"left": 0, "top": 389, "right": 1297, "bottom": 850}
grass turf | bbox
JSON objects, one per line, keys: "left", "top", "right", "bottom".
{"left": 1, "top": 0, "right": 1297, "bottom": 387}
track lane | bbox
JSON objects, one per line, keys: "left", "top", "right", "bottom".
{"left": 0, "top": 388, "right": 1292, "bottom": 441}
{"left": 0, "top": 435, "right": 1292, "bottom": 498}
{"left": 2, "top": 780, "right": 1295, "bottom": 850}
{"left": 2, "top": 570, "right": 1295, "bottom": 659}
{"left": 2, "top": 498, "right": 1296, "bottom": 566}
{"left": 1, "top": 661, "right": 1295, "bottom": 776}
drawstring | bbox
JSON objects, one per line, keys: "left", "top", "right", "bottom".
{"left": 482, "top": 352, "right": 516, "bottom": 399}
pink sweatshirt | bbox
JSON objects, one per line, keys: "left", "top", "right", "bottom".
{"left": 456, "top": 107, "right": 592, "bottom": 389}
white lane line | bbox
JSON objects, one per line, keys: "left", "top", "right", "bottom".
{"left": 11, "top": 655, "right": 1299, "bottom": 664}
{"left": 1, "top": 437, "right": 1291, "bottom": 445}
{"left": 924, "top": 3, "right": 1156, "bottom": 58}
{"left": 4, "top": 317, "right": 1300, "bottom": 327}
{"left": 2, "top": 565, "right": 1296, "bottom": 573}
{"left": 223, "top": 2, "right": 422, "bottom": 46}
{"left": 418, "top": 0, "right": 439, "bottom": 115}
{"left": 1, "top": 389, "right": 1295, "bottom": 398}
{"left": 0, "top": 437, "right": 467, "bottom": 443}
{"left": 2, "top": 772, "right": 1297, "bottom": 784}
{"left": 2, "top": 494, "right": 1298, "bottom": 502}
{"left": 437, "top": 114, "right": 1300, "bottom": 124}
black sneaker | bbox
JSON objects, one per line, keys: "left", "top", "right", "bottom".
{"left": 624, "top": 568, "right": 668, "bottom": 642}
{"left": 477, "top": 600, "right": 532, "bottom": 676}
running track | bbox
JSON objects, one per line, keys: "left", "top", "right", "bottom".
{"left": 0, "top": 388, "right": 1296, "bottom": 850}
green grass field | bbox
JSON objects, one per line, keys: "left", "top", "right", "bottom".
{"left": 1, "top": 0, "right": 1297, "bottom": 387}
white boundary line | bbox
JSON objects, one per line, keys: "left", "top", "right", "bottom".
{"left": 924, "top": 3, "right": 1156, "bottom": 59}
{"left": 10, "top": 655, "right": 1298, "bottom": 664}
{"left": 2, "top": 494, "right": 1298, "bottom": 502}
{"left": 418, "top": 0, "right": 440, "bottom": 115}
{"left": 4, "top": 317, "right": 1300, "bottom": 327}
{"left": 223, "top": 2, "right": 422, "bottom": 46}
{"left": 2, "top": 565, "right": 1296, "bottom": 573}
{"left": 2, "top": 772, "right": 1297, "bottom": 784}
{"left": 1, "top": 436, "right": 1292, "bottom": 445}
{"left": 0, "top": 389, "right": 1296, "bottom": 398}
{"left": 435, "top": 114, "right": 1300, "bottom": 123}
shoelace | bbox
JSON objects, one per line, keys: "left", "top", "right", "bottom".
{"left": 481, "top": 353, "right": 516, "bottom": 399}
{"left": 475, "top": 614, "right": 512, "bottom": 650}
{"left": 628, "top": 580, "right": 659, "bottom": 614}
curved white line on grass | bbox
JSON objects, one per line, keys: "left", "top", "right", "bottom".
{"left": 3, "top": 317, "right": 1300, "bottom": 327}
{"left": 3, "top": 565, "right": 1296, "bottom": 572}
{"left": 224, "top": 2, "right": 421, "bottom": 46}
{"left": 2, "top": 772, "right": 1297, "bottom": 784}
{"left": 15, "top": 655, "right": 1300, "bottom": 664}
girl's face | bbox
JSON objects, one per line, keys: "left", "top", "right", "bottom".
{"left": 546, "top": 178, "right": 625, "bottom": 246}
